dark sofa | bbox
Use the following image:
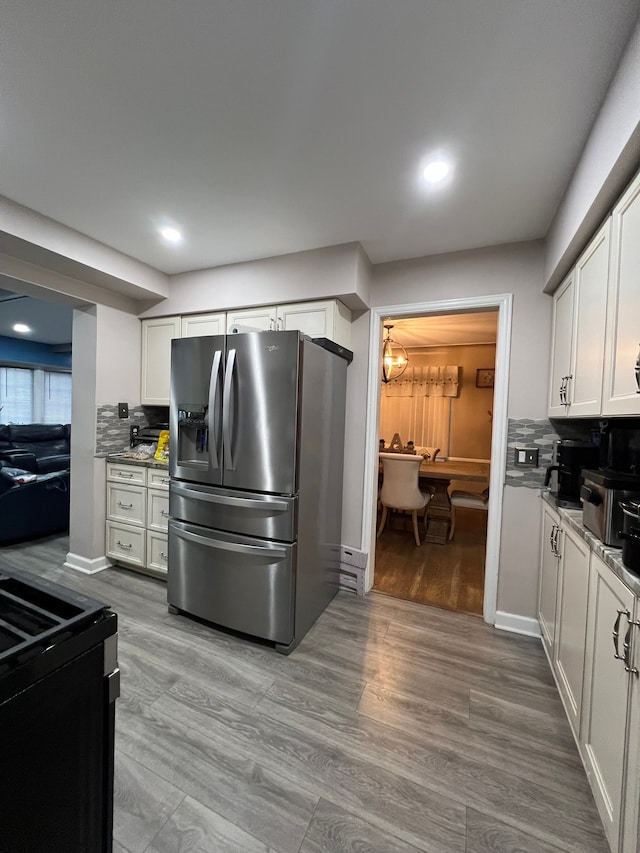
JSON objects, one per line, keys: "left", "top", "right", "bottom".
{"left": 0, "top": 424, "right": 71, "bottom": 543}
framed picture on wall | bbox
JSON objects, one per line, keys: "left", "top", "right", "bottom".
{"left": 476, "top": 368, "right": 495, "bottom": 388}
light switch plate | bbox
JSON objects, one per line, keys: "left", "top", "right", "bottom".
{"left": 514, "top": 447, "right": 538, "bottom": 467}
{"left": 118, "top": 402, "right": 129, "bottom": 419}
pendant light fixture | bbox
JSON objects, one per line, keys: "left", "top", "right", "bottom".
{"left": 382, "top": 323, "right": 409, "bottom": 384}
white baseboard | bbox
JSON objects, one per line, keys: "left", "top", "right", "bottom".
{"left": 494, "top": 610, "right": 541, "bottom": 638}
{"left": 64, "top": 552, "right": 113, "bottom": 574}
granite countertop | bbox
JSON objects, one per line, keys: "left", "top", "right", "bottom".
{"left": 541, "top": 489, "right": 640, "bottom": 597}
{"left": 104, "top": 452, "right": 169, "bottom": 470}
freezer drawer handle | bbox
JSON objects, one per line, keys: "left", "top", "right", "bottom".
{"left": 171, "top": 482, "right": 288, "bottom": 512}
{"left": 223, "top": 348, "right": 236, "bottom": 471}
{"left": 173, "top": 525, "right": 287, "bottom": 559}
{"left": 208, "top": 349, "right": 222, "bottom": 469}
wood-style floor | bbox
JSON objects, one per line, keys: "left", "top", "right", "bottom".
{"left": 374, "top": 507, "right": 486, "bottom": 616}
{"left": 0, "top": 534, "right": 609, "bottom": 853}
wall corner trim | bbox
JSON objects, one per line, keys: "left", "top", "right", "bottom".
{"left": 64, "top": 552, "right": 113, "bottom": 574}
{"left": 494, "top": 611, "right": 541, "bottom": 638}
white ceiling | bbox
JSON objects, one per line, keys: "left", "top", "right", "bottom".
{"left": 1, "top": 1, "right": 638, "bottom": 276}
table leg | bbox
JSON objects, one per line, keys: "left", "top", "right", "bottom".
{"left": 425, "top": 478, "right": 452, "bottom": 544}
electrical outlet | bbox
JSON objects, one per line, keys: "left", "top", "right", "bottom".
{"left": 118, "top": 402, "right": 129, "bottom": 419}
{"left": 514, "top": 447, "right": 539, "bottom": 467}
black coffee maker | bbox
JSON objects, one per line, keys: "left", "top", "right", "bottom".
{"left": 598, "top": 420, "right": 640, "bottom": 475}
{"left": 544, "top": 439, "right": 600, "bottom": 508}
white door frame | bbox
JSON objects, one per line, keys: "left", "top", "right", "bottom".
{"left": 362, "top": 293, "right": 513, "bottom": 626}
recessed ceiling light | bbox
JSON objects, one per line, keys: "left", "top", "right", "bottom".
{"left": 158, "top": 226, "right": 183, "bottom": 245}
{"left": 423, "top": 160, "right": 451, "bottom": 184}
{"left": 13, "top": 323, "right": 31, "bottom": 334}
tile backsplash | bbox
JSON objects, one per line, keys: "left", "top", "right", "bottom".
{"left": 95, "top": 405, "right": 146, "bottom": 455}
{"left": 505, "top": 418, "right": 559, "bottom": 488}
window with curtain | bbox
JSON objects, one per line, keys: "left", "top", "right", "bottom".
{"left": 0, "top": 366, "right": 72, "bottom": 424}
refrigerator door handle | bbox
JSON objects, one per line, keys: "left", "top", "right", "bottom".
{"left": 173, "top": 525, "right": 287, "bottom": 559}
{"left": 171, "top": 482, "right": 288, "bottom": 512}
{"left": 223, "top": 348, "right": 237, "bottom": 470}
{"left": 208, "top": 349, "right": 223, "bottom": 470}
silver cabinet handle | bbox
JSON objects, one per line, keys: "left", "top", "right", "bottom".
{"left": 222, "top": 348, "right": 236, "bottom": 471}
{"left": 117, "top": 472, "right": 134, "bottom": 478}
{"left": 117, "top": 501, "right": 133, "bottom": 510}
{"left": 161, "top": 477, "right": 170, "bottom": 485}
{"left": 159, "top": 551, "right": 168, "bottom": 561}
{"left": 549, "top": 525, "right": 555, "bottom": 553}
{"left": 635, "top": 343, "right": 640, "bottom": 394}
{"left": 564, "top": 374, "right": 572, "bottom": 406}
{"left": 269, "top": 318, "right": 276, "bottom": 330}
{"left": 173, "top": 525, "right": 287, "bottom": 559}
{"left": 160, "top": 509, "right": 169, "bottom": 517}
{"left": 277, "top": 316, "right": 283, "bottom": 331}
{"left": 559, "top": 378, "right": 565, "bottom": 406}
{"left": 116, "top": 541, "right": 132, "bottom": 550}
{"left": 624, "top": 620, "right": 639, "bottom": 676}
{"left": 551, "top": 525, "right": 561, "bottom": 558}
{"left": 208, "top": 349, "right": 222, "bottom": 469}
{"left": 613, "top": 608, "right": 627, "bottom": 661}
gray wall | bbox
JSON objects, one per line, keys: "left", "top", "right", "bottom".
{"left": 371, "top": 241, "right": 550, "bottom": 620}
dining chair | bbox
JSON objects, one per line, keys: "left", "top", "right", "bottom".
{"left": 448, "top": 486, "right": 489, "bottom": 540}
{"left": 377, "top": 452, "right": 431, "bottom": 546}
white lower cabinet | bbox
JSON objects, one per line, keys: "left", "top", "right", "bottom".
{"left": 538, "top": 501, "right": 560, "bottom": 655}
{"left": 553, "top": 523, "right": 590, "bottom": 739}
{"left": 538, "top": 500, "right": 640, "bottom": 853}
{"left": 106, "top": 461, "right": 169, "bottom": 578}
{"left": 582, "top": 553, "right": 640, "bottom": 853}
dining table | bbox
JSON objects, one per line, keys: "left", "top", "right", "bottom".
{"left": 418, "top": 460, "right": 490, "bottom": 544}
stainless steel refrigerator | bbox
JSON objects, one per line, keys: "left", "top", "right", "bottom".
{"left": 167, "top": 330, "right": 351, "bottom": 654}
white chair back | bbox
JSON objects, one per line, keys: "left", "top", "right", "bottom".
{"left": 379, "top": 453, "right": 426, "bottom": 510}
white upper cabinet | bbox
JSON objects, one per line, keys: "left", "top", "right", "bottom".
{"left": 141, "top": 316, "right": 180, "bottom": 405}
{"left": 602, "top": 170, "right": 640, "bottom": 415}
{"left": 548, "top": 273, "right": 575, "bottom": 417}
{"left": 142, "top": 299, "right": 352, "bottom": 406}
{"left": 568, "top": 221, "right": 610, "bottom": 416}
{"left": 227, "top": 299, "right": 352, "bottom": 348}
{"left": 279, "top": 300, "right": 351, "bottom": 347}
{"left": 226, "top": 306, "right": 277, "bottom": 333}
{"left": 181, "top": 312, "right": 226, "bottom": 338}
{"left": 548, "top": 221, "right": 610, "bottom": 419}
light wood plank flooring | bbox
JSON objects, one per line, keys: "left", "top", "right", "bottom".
{"left": 1, "top": 534, "right": 608, "bottom": 853}
{"left": 374, "top": 506, "right": 486, "bottom": 615}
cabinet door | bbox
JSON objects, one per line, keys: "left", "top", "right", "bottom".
{"left": 226, "top": 306, "right": 277, "bottom": 333}
{"left": 538, "top": 501, "right": 560, "bottom": 657}
{"left": 568, "top": 221, "right": 609, "bottom": 417}
{"left": 181, "top": 313, "right": 226, "bottom": 338}
{"left": 603, "top": 171, "right": 640, "bottom": 415}
{"left": 141, "top": 317, "right": 180, "bottom": 405}
{"left": 581, "top": 553, "right": 635, "bottom": 853}
{"left": 146, "top": 531, "right": 169, "bottom": 576}
{"left": 147, "top": 488, "right": 170, "bottom": 531}
{"left": 548, "top": 274, "right": 574, "bottom": 417}
{"left": 278, "top": 299, "right": 352, "bottom": 347}
{"left": 553, "top": 523, "right": 590, "bottom": 739}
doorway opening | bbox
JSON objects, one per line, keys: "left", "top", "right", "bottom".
{"left": 373, "top": 310, "right": 496, "bottom": 616}
{"left": 362, "top": 293, "right": 512, "bottom": 627}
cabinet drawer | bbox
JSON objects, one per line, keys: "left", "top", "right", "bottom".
{"left": 106, "top": 522, "right": 146, "bottom": 567}
{"left": 106, "top": 462, "right": 146, "bottom": 485}
{"left": 147, "top": 468, "right": 171, "bottom": 490}
{"left": 146, "top": 531, "right": 169, "bottom": 576}
{"left": 147, "top": 488, "right": 170, "bottom": 531}
{"left": 107, "top": 483, "right": 146, "bottom": 526}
